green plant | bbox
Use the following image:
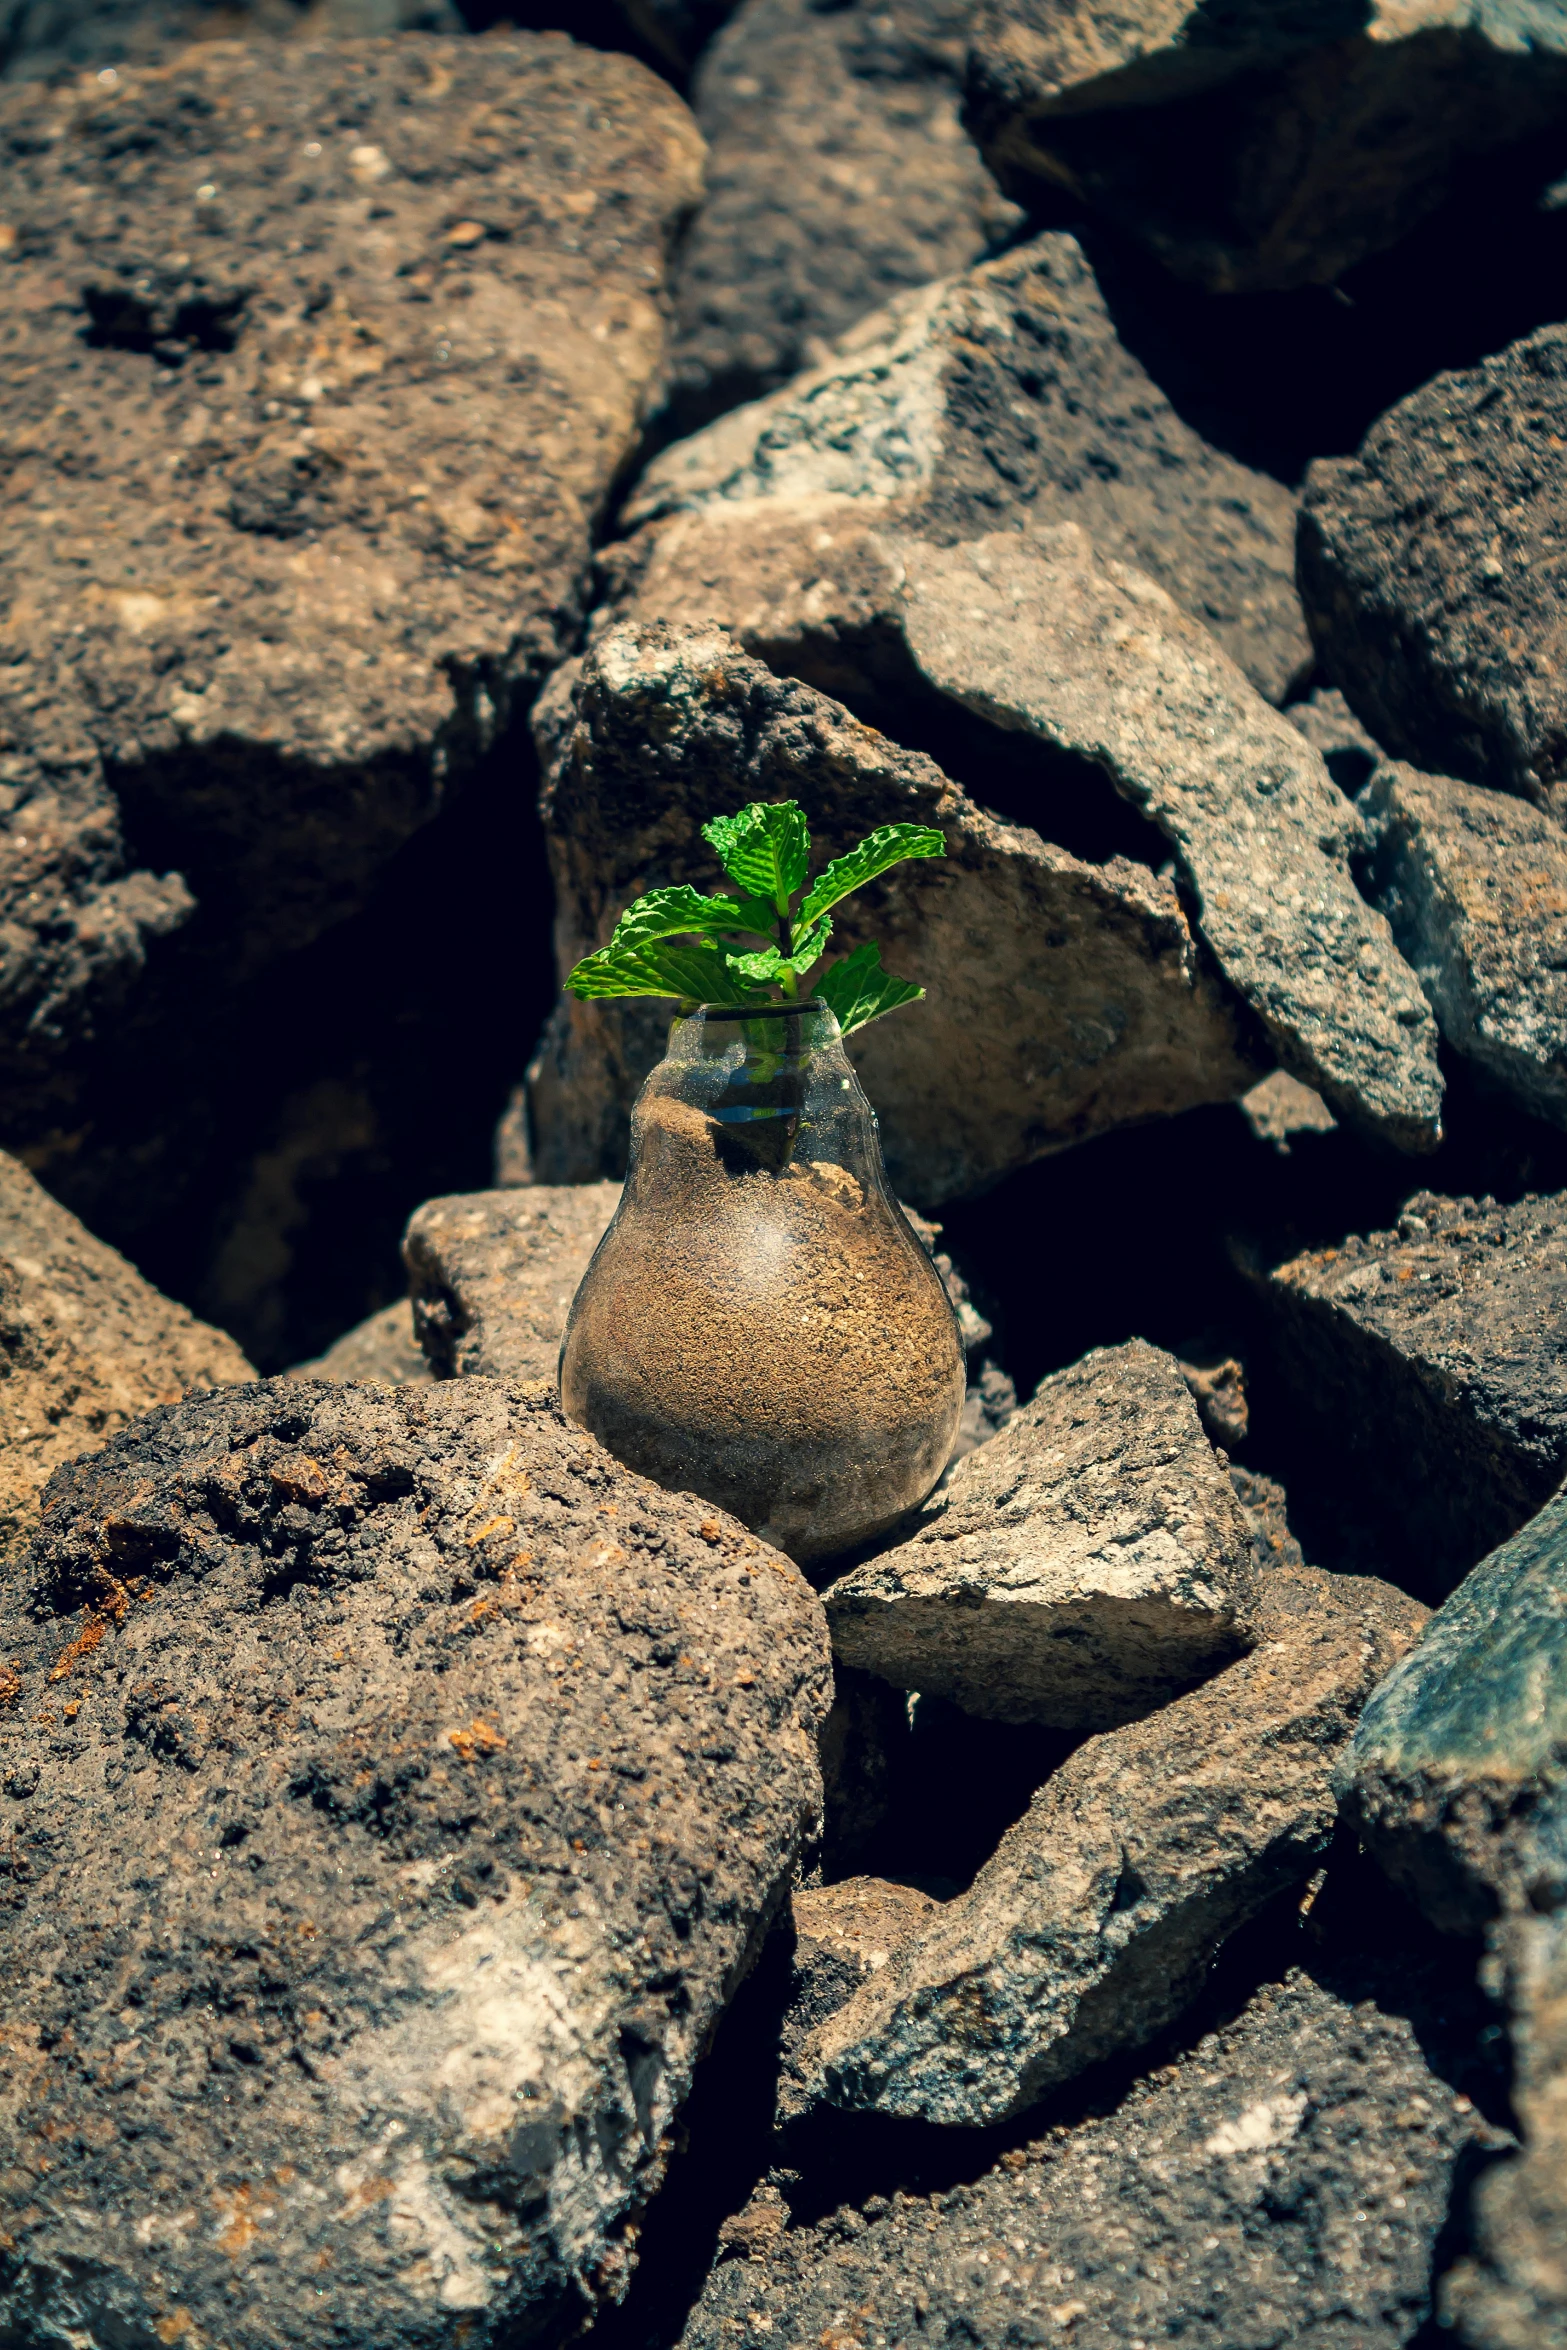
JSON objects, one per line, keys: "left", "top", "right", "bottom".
{"left": 564, "top": 800, "right": 944, "bottom": 1035}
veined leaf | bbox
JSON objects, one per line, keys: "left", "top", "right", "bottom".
{"left": 810, "top": 939, "right": 924, "bottom": 1035}
{"left": 607, "top": 884, "right": 778, "bottom": 951}
{"left": 565, "top": 937, "right": 771, "bottom": 1006}
{"left": 728, "top": 914, "right": 833, "bottom": 989}
{"left": 702, "top": 801, "right": 810, "bottom": 909}
{"left": 795, "top": 824, "right": 945, "bottom": 929}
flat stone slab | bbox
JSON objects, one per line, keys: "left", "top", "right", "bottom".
{"left": 527, "top": 622, "right": 1258, "bottom": 1204}
{"left": 0, "top": 1376, "right": 831, "bottom": 2348}
{"left": 822, "top": 1339, "right": 1258, "bottom": 1730}
{"left": 1257, "top": 1189, "right": 1567, "bottom": 1596}
{"left": 789, "top": 1558, "right": 1424, "bottom": 2124}
{"left": 624, "top": 231, "right": 1308, "bottom": 703}
{"left": 1301, "top": 324, "right": 1567, "bottom": 818}
{"left": 402, "top": 1182, "right": 622, "bottom": 1382}
{"left": 0, "top": 37, "right": 701, "bottom": 1164}
{"left": 0, "top": 1148, "right": 252, "bottom": 1566}
{"left": 1361, "top": 759, "right": 1567, "bottom": 1129}
{"left": 667, "top": 0, "right": 1014, "bottom": 426}
{"left": 966, "top": 2, "right": 1567, "bottom": 293}
{"left": 685, "top": 1941, "right": 1494, "bottom": 2350}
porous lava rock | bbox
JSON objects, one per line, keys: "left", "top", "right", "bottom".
{"left": 0, "top": 1146, "right": 252, "bottom": 1565}
{"left": 686, "top": 1936, "right": 1494, "bottom": 2349}
{"left": 822, "top": 1340, "right": 1258, "bottom": 1731}
{"left": 287, "top": 1296, "right": 431, "bottom": 1385}
{"left": 524, "top": 623, "right": 1259, "bottom": 1201}
{"left": 788, "top": 1559, "right": 1424, "bottom": 2125}
{"left": 403, "top": 1183, "right": 622, "bottom": 1383}
{"left": 0, "top": 37, "right": 702, "bottom": 1155}
{"left": 1299, "top": 326, "right": 1567, "bottom": 817}
{"left": 621, "top": 232, "right": 1309, "bottom": 703}
{"left": 966, "top": 1, "right": 1567, "bottom": 293}
{"left": 1254, "top": 1190, "right": 1567, "bottom": 1596}
{"left": 0, "top": 1376, "right": 831, "bottom": 2349}
{"left": 1360, "top": 760, "right": 1567, "bottom": 1129}
{"left": 665, "top": 0, "right": 1016, "bottom": 427}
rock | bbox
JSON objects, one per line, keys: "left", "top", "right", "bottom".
{"left": 822, "top": 1340, "right": 1258, "bottom": 1732}
{"left": 607, "top": 0, "right": 739, "bottom": 78}
{"left": 0, "top": 1375, "right": 831, "bottom": 2348}
{"left": 1237, "top": 1067, "right": 1339, "bottom": 1154}
{"left": 0, "top": 38, "right": 701, "bottom": 1158}
{"left": 781, "top": 1875, "right": 941, "bottom": 2075}
{"left": 286, "top": 1298, "right": 431, "bottom": 1386}
{"left": 1176, "top": 1347, "right": 1248, "bottom": 1450}
{"left": 1, "top": 0, "right": 460, "bottom": 82}
{"left": 683, "top": 1937, "right": 1493, "bottom": 2349}
{"left": 1344, "top": 1488, "right": 1567, "bottom": 1939}
{"left": 1300, "top": 326, "right": 1567, "bottom": 818}
{"left": 817, "top": 1663, "right": 911, "bottom": 1881}
{"left": 966, "top": 2, "right": 1567, "bottom": 293}
{"left": 1360, "top": 760, "right": 1567, "bottom": 1130}
{"left": 527, "top": 622, "right": 1260, "bottom": 1203}
{"left": 621, "top": 232, "right": 1310, "bottom": 704}
{"left": 1286, "top": 684, "right": 1384, "bottom": 797}
{"left": 1254, "top": 1189, "right": 1567, "bottom": 1596}
{"left": 1229, "top": 1464, "right": 1309, "bottom": 1579}
{"left": 903, "top": 1203, "right": 1016, "bottom": 1470}
{"left": 0, "top": 1147, "right": 252, "bottom": 1566}
{"left": 788, "top": 1557, "right": 1424, "bottom": 2124}
{"left": 664, "top": 0, "right": 1017, "bottom": 429}
{"left": 402, "top": 1183, "right": 622, "bottom": 1383}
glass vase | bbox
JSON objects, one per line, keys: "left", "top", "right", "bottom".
{"left": 558, "top": 1001, "right": 965, "bottom": 1564}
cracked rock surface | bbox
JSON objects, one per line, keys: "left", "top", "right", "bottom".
{"left": 1255, "top": 1190, "right": 1567, "bottom": 1597}
{"left": 788, "top": 1558, "right": 1423, "bottom": 2125}
{"left": 1300, "top": 326, "right": 1567, "bottom": 818}
{"left": 823, "top": 1340, "right": 1257, "bottom": 1731}
{"left": 0, "top": 37, "right": 701, "bottom": 1157}
{"left": 0, "top": 1376, "right": 830, "bottom": 2349}
{"left": 526, "top": 623, "right": 1258, "bottom": 1203}
{"left": 622, "top": 232, "right": 1309, "bottom": 703}
{"left": 0, "top": 1147, "right": 252, "bottom": 1566}
{"left": 403, "top": 1183, "right": 622, "bottom": 1383}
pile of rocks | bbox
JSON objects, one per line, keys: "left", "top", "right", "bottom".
{"left": 4, "top": 3, "right": 1567, "bottom": 2346}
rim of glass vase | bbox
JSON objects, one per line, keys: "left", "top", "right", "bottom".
{"left": 689, "top": 1000, "right": 834, "bottom": 1020}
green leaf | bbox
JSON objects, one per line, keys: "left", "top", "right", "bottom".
{"left": 565, "top": 937, "right": 770, "bottom": 1006}
{"left": 607, "top": 884, "right": 777, "bottom": 951}
{"left": 795, "top": 824, "right": 945, "bottom": 929}
{"left": 728, "top": 914, "right": 833, "bottom": 988}
{"left": 810, "top": 940, "right": 924, "bottom": 1035}
{"left": 702, "top": 801, "right": 811, "bottom": 910}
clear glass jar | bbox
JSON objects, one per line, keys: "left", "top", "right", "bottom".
{"left": 559, "top": 1001, "right": 965, "bottom": 1565}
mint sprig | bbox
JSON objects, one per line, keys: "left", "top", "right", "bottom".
{"left": 564, "top": 801, "right": 942, "bottom": 1036}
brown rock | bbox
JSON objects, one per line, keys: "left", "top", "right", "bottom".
{"left": 0, "top": 1148, "right": 252, "bottom": 1565}
{"left": 285, "top": 1297, "right": 430, "bottom": 1386}
{"left": 665, "top": 0, "right": 1016, "bottom": 427}
{"left": 622, "top": 231, "right": 1309, "bottom": 703}
{"left": 0, "top": 1375, "right": 830, "bottom": 2348}
{"left": 782, "top": 1875, "right": 941, "bottom": 2074}
{"left": 822, "top": 1340, "right": 1258, "bottom": 1731}
{"left": 0, "top": 37, "right": 701, "bottom": 1153}
{"left": 1253, "top": 1190, "right": 1567, "bottom": 1596}
{"left": 402, "top": 1182, "right": 621, "bottom": 1382}
{"left": 789, "top": 1559, "right": 1426, "bottom": 2124}
{"left": 966, "top": 1, "right": 1567, "bottom": 293}
{"left": 526, "top": 622, "right": 1260, "bottom": 1202}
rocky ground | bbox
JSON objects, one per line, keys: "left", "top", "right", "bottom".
{"left": 3, "top": 3, "right": 1567, "bottom": 2347}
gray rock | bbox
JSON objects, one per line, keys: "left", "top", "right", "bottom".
{"left": 822, "top": 1340, "right": 1258, "bottom": 1731}
{"left": 1237, "top": 1067, "right": 1339, "bottom": 1154}
{"left": 0, "top": 1147, "right": 253, "bottom": 1568}
{"left": 402, "top": 1183, "right": 622, "bottom": 1383}
{"left": 1300, "top": 326, "right": 1567, "bottom": 818}
{"left": 1176, "top": 1346, "right": 1248, "bottom": 1450}
{"left": 788, "top": 1558, "right": 1424, "bottom": 2124}
{"left": 889, "top": 526, "right": 1438, "bottom": 1150}
{"left": 1286, "top": 684, "right": 1385, "bottom": 797}
{"left": 966, "top": 1, "right": 1567, "bottom": 293}
{"left": 1255, "top": 1189, "right": 1567, "bottom": 1595}
{"left": 621, "top": 232, "right": 1309, "bottom": 703}
{"left": 781, "top": 1876, "right": 941, "bottom": 2074}
{"left": 0, "top": 1375, "right": 831, "bottom": 2349}
{"left": 0, "top": 37, "right": 701, "bottom": 1166}
{"left": 684, "top": 1942, "right": 1492, "bottom": 2350}
{"left": 287, "top": 1298, "right": 432, "bottom": 1386}
{"left": 666, "top": 0, "right": 1017, "bottom": 427}
{"left": 526, "top": 622, "right": 1259, "bottom": 1203}
{"left": 1360, "top": 760, "right": 1567, "bottom": 1130}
